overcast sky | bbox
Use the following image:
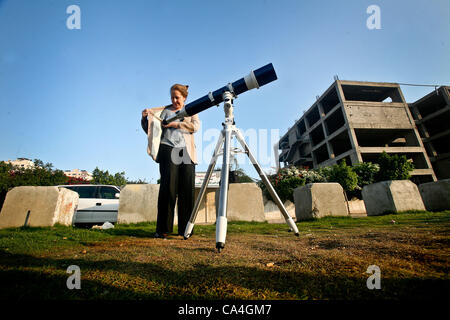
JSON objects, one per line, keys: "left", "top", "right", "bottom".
{"left": 1, "top": 0, "right": 449, "bottom": 183}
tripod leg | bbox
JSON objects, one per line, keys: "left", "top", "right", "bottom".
{"left": 234, "top": 129, "right": 300, "bottom": 236}
{"left": 184, "top": 133, "right": 225, "bottom": 239}
{"left": 216, "top": 126, "right": 232, "bottom": 252}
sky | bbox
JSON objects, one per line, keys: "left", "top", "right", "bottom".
{"left": 0, "top": 0, "right": 449, "bottom": 183}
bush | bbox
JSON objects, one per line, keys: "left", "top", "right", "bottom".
{"left": 321, "top": 160, "right": 358, "bottom": 193}
{"left": 66, "top": 176, "right": 91, "bottom": 185}
{"left": 258, "top": 166, "right": 327, "bottom": 203}
{"left": 352, "top": 162, "right": 380, "bottom": 188}
{"left": 258, "top": 153, "right": 414, "bottom": 203}
{"left": 375, "top": 152, "right": 414, "bottom": 182}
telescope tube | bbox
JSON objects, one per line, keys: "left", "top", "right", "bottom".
{"left": 163, "top": 63, "right": 277, "bottom": 124}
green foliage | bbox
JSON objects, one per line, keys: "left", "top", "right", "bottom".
{"left": 0, "top": 159, "right": 68, "bottom": 192}
{"left": 92, "top": 167, "right": 127, "bottom": 187}
{"left": 321, "top": 160, "right": 358, "bottom": 193}
{"left": 375, "top": 151, "right": 414, "bottom": 182}
{"left": 0, "top": 161, "right": 13, "bottom": 193}
{"left": 126, "top": 178, "right": 149, "bottom": 184}
{"left": 230, "top": 168, "right": 255, "bottom": 183}
{"left": 259, "top": 166, "right": 327, "bottom": 202}
{"left": 352, "top": 162, "right": 380, "bottom": 188}
{"left": 272, "top": 175, "right": 305, "bottom": 202}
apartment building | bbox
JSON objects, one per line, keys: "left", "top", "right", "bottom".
{"left": 4, "top": 158, "right": 35, "bottom": 169}
{"left": 64, "top": 169, "right": 93, "bottom": 181}
{"left": 278, "top": 80, "right": 436, "bottom": 184}
{"left": 409, "top": 86, "right": 450, "bottom": 180}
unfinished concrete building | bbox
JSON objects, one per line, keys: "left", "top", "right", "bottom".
{"left": 278, "top": 80, "right": 436, "bottom": 183}
{"left": 409, "top": 86, "right": 450, "bottom": 180}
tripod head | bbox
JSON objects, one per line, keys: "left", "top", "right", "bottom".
{"left": 222, "top": 91, "right": 235, "bottom": 123}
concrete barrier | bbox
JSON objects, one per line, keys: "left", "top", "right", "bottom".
{"left": 215, "top": 183, "right": 265, "bottom": 222}
{"left": 0, "top": 186, "right": 79, "bottom": 229}
{"left": 117, "top": 184, "right": 160, "bottom": 224}
{"left": 293, "top": 183, "right": 349, "bottom": 220}
{"left": 194, "top": 187, "right": 217, "bottom": 224}
{"left": 418, "top": 179, "right": 450, "bottom": 211}
{"left": 264, "top": 199, "right": 296, "bottom": 222}
{"left": 347, "top": 199, "right": 367, "bottom": 216}
{"left": 362, "top": 180, "right": 426, "bottom": 216}
{"left": 117, "top": 184, "right": 216, "bottom": 225}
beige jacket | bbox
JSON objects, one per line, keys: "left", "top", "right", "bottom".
{"left": 144, "top": 105, "right": 200, "bottom": 164}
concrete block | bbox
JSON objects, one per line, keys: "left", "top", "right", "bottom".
{"left": 418, "top": 179, "right": 450, "bottom": 211}
{"left": 293, "top": 183, "right": 349, "bottom": 220}
{"left": 362, "top": 180, "right": 425, "bottom": 216}
{"left": 0, "top": 186, "right": 79, "bottom": 229}
{"left": 117, "top": 184, "right": 211, "bottom": 225}
{"left": 194, "top": 188, "right": 217, "bottom": 224}
{"left": 215, "top": 183, "right": 265, "bottom": 222}
{"left": 347, "top": 199, "right": 367, "bottom": 216}
{"left": 117, "top": 184, "right": 160, "bottom": 224}
{"left": 264, "top": 200, "right": 296, "bottom": 222}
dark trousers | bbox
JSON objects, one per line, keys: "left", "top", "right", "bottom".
{"left": 156, "top": 143, "right": 195, "bottom": 235}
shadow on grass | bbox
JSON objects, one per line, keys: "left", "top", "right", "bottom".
{"left": 0, "top": 249, "right": 447, "bottom": 300}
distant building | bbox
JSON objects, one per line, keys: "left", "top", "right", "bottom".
{"left": 408, "top": 86, "right": 450, "bottom": 180}
{"left": 4, "top": 158, "right": 35, "bottom": 169}
{"left": 278, "top": 80, "right": 437, "bottom": 184}
{"left": 64, "top": 169, "right": 93, "bottom": 181}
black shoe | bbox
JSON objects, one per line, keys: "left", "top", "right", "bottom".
{"left": 154, "top": 232, "right": 167, "bottom": 239}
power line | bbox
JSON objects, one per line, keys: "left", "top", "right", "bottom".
{"left": 398, "top": 82, "right": 446, "bottom": 88}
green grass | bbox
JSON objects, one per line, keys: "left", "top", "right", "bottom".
{"left": 0, "top": 211, "right": 449, "bottom": 300}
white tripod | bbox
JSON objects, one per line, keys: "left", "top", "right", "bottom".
{"left": 183, "top": 91, "right": 299, "bottom": 252}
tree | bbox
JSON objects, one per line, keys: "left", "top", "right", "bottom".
{"left": 92, "top": 167, "right": 127, "bottom": 187}
{"left": 352, "top": 162, "right": 380, "bottom": 189}
{"left": 323, "top": 160, "right": 358, "bottom": 193}
{"left": 375, "top": 152, "right": 414, "bottom": 182}
{"left": 229, "top": 168, "right": 255, "bottom": 183}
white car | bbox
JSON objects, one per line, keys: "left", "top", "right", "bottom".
{"left": 59, "top": 184, "right": 120, "bottom": 226}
